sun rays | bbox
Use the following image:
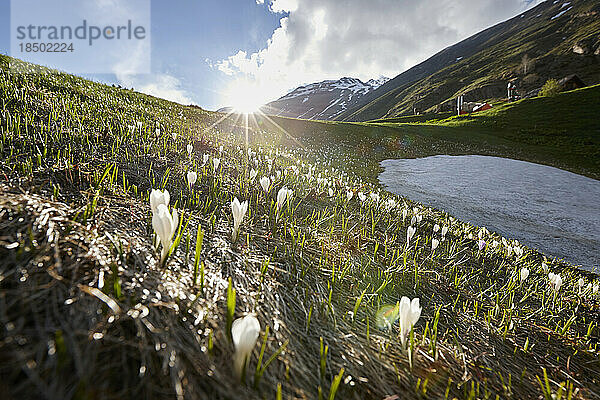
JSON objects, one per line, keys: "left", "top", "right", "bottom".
{"left": 211, "top": 103, "right": 307, "bottom": 153}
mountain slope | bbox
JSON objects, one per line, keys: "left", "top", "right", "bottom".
{"left": 337, "top": 0, "right": 600, "bottom": 121}
{"left": 261, "top": 76, "right": 388, "bottom": 120}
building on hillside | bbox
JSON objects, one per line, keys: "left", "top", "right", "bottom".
{"left": 558, "top": 75, "right": 586, "bottom": 91}
{"left": 507, "top": 79, "right": 520, "bottom": 101}
{"left": 472, "top": 103, "right": 492, "bottom": 113}
{"left": 458, "top": 102, "right": 492, "bottom": 114}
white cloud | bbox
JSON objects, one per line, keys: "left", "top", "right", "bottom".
{"left": 216, "top": 0, "right": 545, "bottom": 106}
{"left": 116, "top": 73, "right": 194, "bottom": 104}
{"left": 270, "top": 0, "right": 298, "bottom": 13}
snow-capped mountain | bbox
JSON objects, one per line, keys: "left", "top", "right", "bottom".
{"left": 261, "top": 76, "right": 389, "bottom": 120}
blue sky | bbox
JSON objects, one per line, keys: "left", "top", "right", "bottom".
{"left": 0, "top": 0, "right": 284, "bottom": 109}
{"left": 0, "top": 0, "right": 542, "bottom": 110}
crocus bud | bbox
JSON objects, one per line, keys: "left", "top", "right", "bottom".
{"left": 406, "top": 226, "right": 416, "bottom": 245}
{"left": 232, "top": 315, "right": 260, "bottom": 378}
{"left": 399, "top": 297, "right": 421, "bottom": 348}
{"left": 249, "top": 169, "right": 258, "bottom": 182}
{"left": 277, "top": 187, "right": 291, "bottom": 210}
{"left": 152, "top": 204, "right": 179, "bottom": 263}
{"left": 187, "top": 171, "right": 197, "bottom": 188}
{"left": 260, "top": 177, "right": 270, "bottom": 193}
{"left": 231, "top": 197, "right": 248, "bottom": 242}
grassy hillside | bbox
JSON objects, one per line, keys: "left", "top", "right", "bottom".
{"left": 253, "top": 84, "right": 600, "bottom": 181}
{"left": 371, "top": 84, "right": 600, "bottom": 179}
{"left": 338, "top": 0, "right": 600, "bottom": 121}
{"left": 1, "top": 56, "right": 600, "bottom": 399}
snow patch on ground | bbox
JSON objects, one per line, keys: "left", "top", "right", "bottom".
{"left": 551, "top": 6, "right": 572, "bottom": 20}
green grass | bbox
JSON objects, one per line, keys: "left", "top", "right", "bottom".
{"left": 1, "top": 54, "right": 599, "bottom": 400}
{"left": 373, "top": 85, "right": 600, "bottom": 179}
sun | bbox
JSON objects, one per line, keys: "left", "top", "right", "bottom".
{"left": 223, "top": 78, "right": 266, "bottom": 114}
{"left": 231, "top": 96, "right": 262, "bottom": 114}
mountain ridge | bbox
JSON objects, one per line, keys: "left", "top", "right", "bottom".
{"left": 260, "top": 76, "right": 389, "bottom": 120}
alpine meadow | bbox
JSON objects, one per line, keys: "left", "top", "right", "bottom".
{"left": 1, "top": 0, "right": 600, "bottom": 399}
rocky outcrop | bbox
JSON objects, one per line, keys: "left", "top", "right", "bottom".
{"left": 572, "top": 35, "right": 600, "bottom": 55}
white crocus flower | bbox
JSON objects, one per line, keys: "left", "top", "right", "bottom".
{"left": 431, "top": 238, "right": 439, "bottom": 251}
{"left": 260, "top": 177, "right": 270, "bottom": 193}
{"left": 187, "top": 171, "right": 197, "bottom": 188}
{"left": 433, "top": 224, "right": 440, "bottom": 233}
{"left": 542, "top": 262, "right": 549, "bottom": 274}
{"left": 346, "top": 190, "right": 353, "bottom": 201}
{"left": 171, "top": 132, "right": 177, "bottom": 140}
{"left": 370, "top": 192, "right": 380, "bottom": 203}
{"left": 213, "top": 158, "right": 220, "bottom": 171}
{"left": 406, "top": 226, "right": 416, "bottom": 246}
{"left": 520, "top": 267, "right": 529, "bottom": 282}
{"left": 277, "top": 187, "right": 292, "bottom": 210}
{"left": 232, "top": 314, "right": 260, "bottom": 378}
{"left": 358, "top": 192, "right": 366, "bottom": 203}
{"left": 249, "top": 169, "right": 258, "bottom": 182}
{"left": 187, "top": 143, "right": 193, "bottom": 155}
{"left": 514, "top": 246, "right": 524, "bottom": 258}
{"left": 578, "top": 278, "right": 585, "bottom": 294}
{"left": 441, "top": 226, "right": 448, "bottom": 239}
{"left": 231, "top": 197, "right": 248, "bottom": 242}
{"left": 150, "top": 189, "right": 170, "bottom": 215}
{"left": 398, "top": 297, "right": 421, "bottom": 348}
{"left": 152, "top": 204, "right": 179, "bottom": 263}
{"left": 328, "top": 188, "right": 334, "bottom": 197}
{"left": 203, "top": 154, "right": 209, "bottom": 165}
{"left": 548, "top": 272, "right": 563, "bottom": 292}
{"left": 385, "top": 199, "right": 397, "bottom": 210}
